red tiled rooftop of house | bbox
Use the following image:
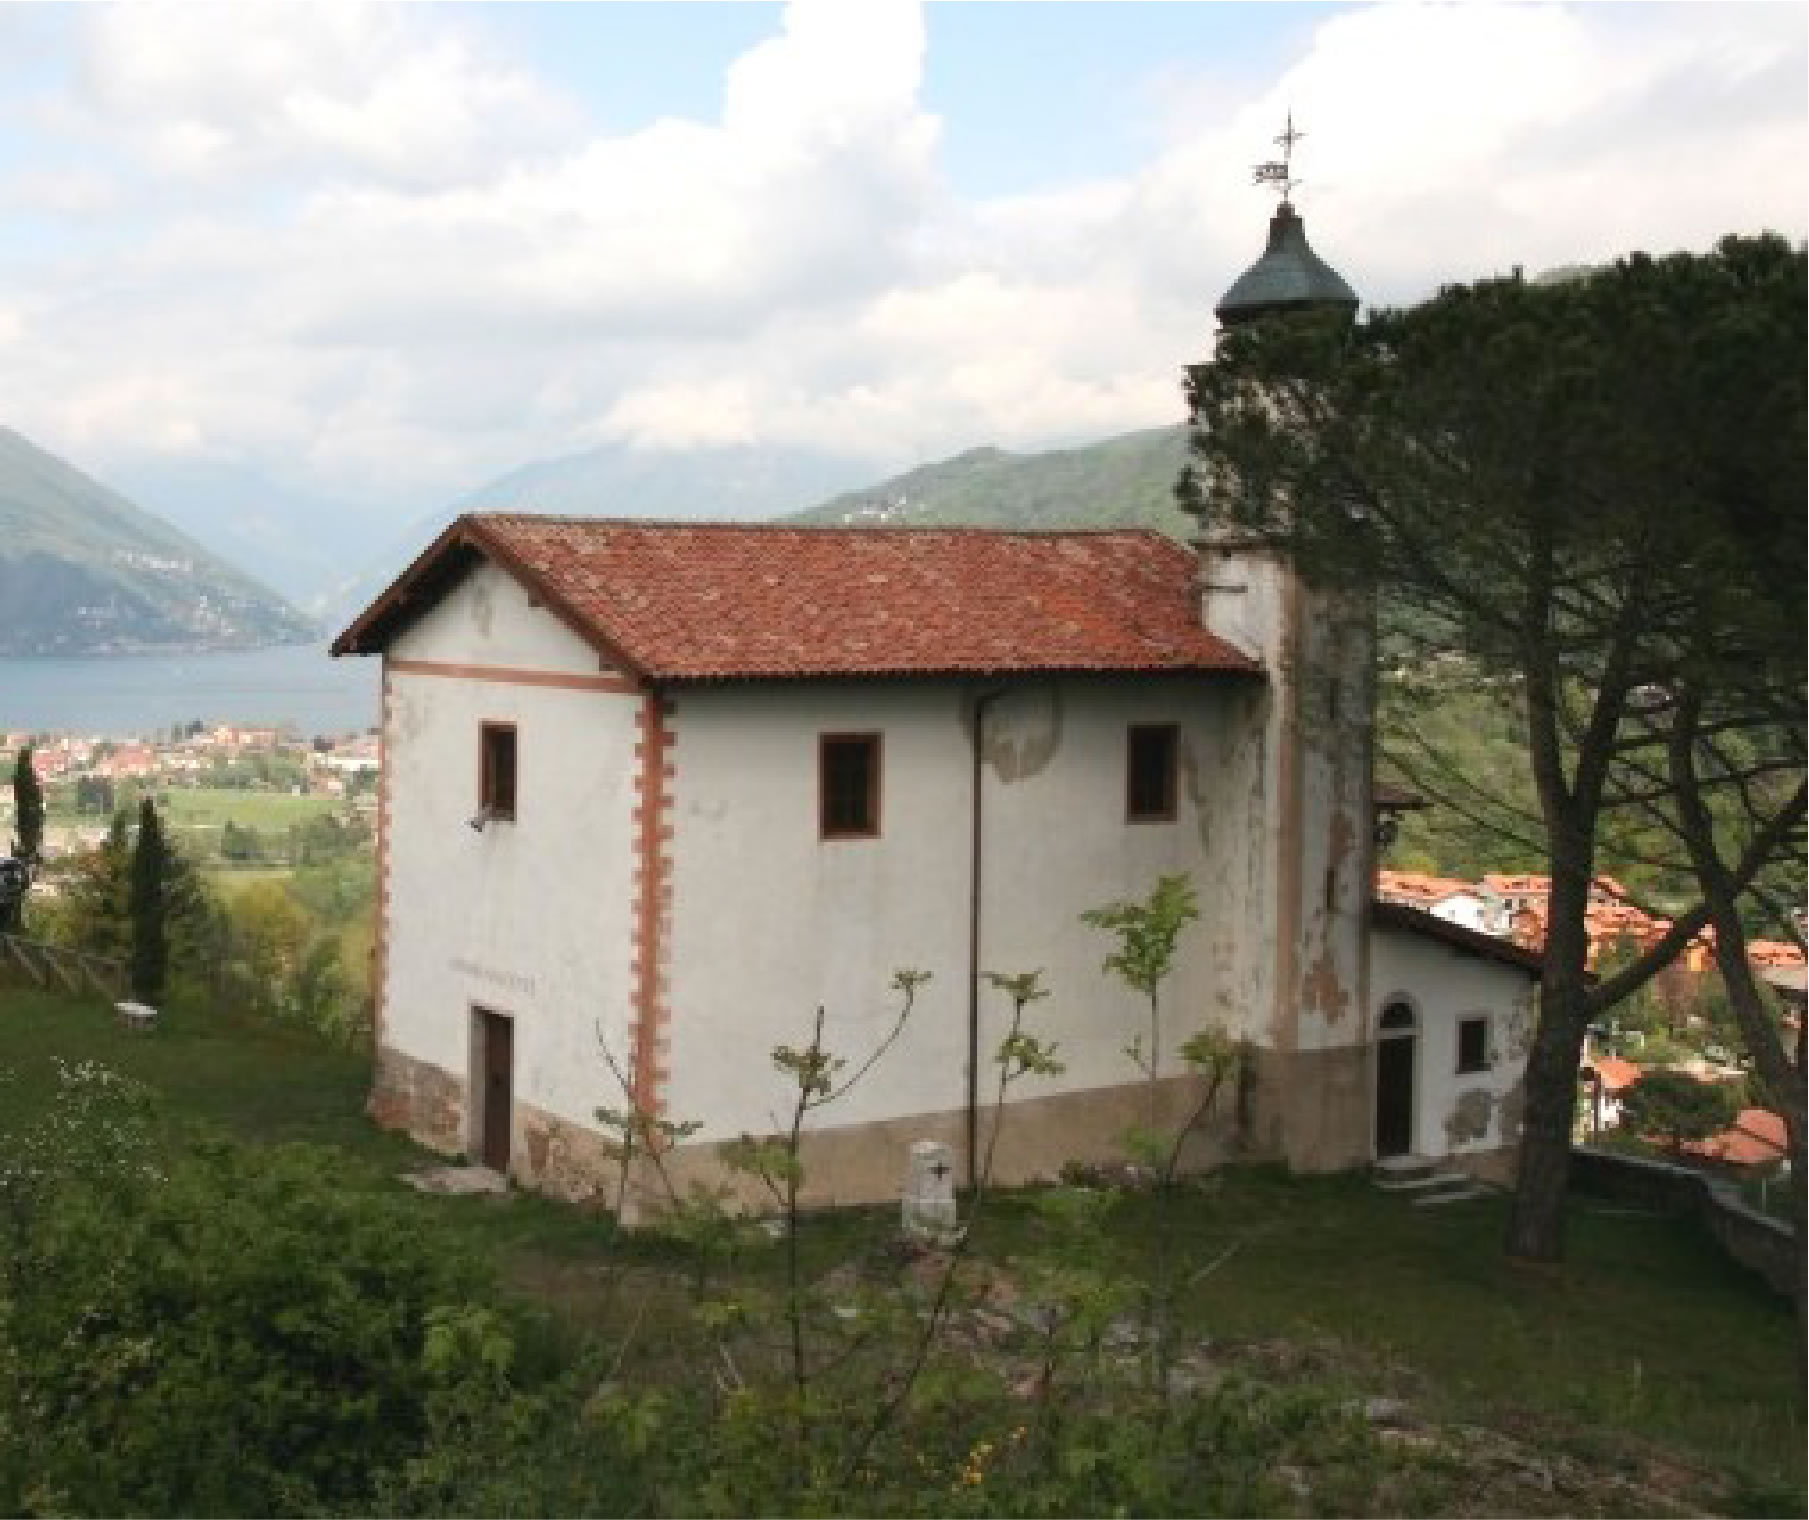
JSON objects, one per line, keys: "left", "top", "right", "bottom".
{"left": 1376, "top": 869, "right": 1475, "bottom": 904}
{"left": 1748, "top": 940, "right": 1807, "bottom": 968}
{"left": 1586, "top": 1056, "right": 1643, "bottom": 1093}
{"left": 334, "top": 515, "right": 1261, "bottom": 681}
{"left": 1685, "top": 1107, "right": 1789, "bottom": 1168}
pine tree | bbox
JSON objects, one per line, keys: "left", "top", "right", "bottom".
{"left": 1185, "top": 234, "right": 1804, "bottom": 1270}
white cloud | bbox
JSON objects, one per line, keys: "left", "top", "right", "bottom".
{"left": 72, "top": 2, "right": 578, "bottom": 188}
{"left": 0, "top": 1, "right": 1800, "bottom": 518}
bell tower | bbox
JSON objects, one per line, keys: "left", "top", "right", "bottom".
{"left": 1191, "top": 116, "right": 1376, "bottom": 1170}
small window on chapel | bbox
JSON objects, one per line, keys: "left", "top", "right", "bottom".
{"left": 821, "top": 734, "right": 881, "bottom": 839}
{"left": 1456, "top": 1016, "right": 1490, "bottom": 1075}
{"left": 480, "top": 723, "right": 517, "bottom": 822}
{"left": 1126, "top": 724, "right": 1179, "bottom": 822}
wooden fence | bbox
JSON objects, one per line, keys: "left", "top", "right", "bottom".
{"left": 0, "top": 933, "right": 128, "bottom": 1002}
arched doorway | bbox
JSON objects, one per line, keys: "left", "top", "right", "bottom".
{"left": 1375, "top": 1000, "right": 1417, "bottom": 1159}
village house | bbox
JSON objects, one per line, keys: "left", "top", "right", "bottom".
{"left": 1377, "top": 869, "right": 1510, "bottom": 936}
{"left": 333, "top": 197, "right": 1542, "bottom": 1212}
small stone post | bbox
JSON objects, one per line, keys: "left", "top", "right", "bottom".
{"left": 901, "top": 1139, "right": 961, "bottom": 1247}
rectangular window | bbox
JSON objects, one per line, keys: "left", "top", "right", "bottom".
{"left": 1126, "top": 723, "right": 1179, "bottom": 822}
{"left": 820, "top": 733, "right": 881, "bottom": 839}
{"left": 1456, "top": 1016, "right": 1490, "bottom": 1075}
{"left": 480, "top": 723, "right": 517, "bottom": 822}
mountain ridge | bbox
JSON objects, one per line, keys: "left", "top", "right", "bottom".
{"left": 0, "top": 427, "right": 317, "bottom": 656}
{"left": 785, "top": 424, "right": 1194, "bottom": 537}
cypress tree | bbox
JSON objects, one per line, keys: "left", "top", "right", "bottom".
{"left": 11, "top": 747, "right": 44, "bottom": 863}
{"left": 130, "top": 798, "right": 169, "bottom": 1004}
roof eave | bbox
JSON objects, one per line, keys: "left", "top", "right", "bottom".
{"left": 1370, "top": 899, "right": 1546, "bottom": 978}
{"left": 657, "top": 659, "right": 1263, "bottom": 685}
{"left": 329, "top": 513, "right": 653, "bottom": 683}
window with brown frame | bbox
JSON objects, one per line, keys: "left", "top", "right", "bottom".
{"left": 1126, "top": 723, "right": 1179, "bottom": 822}
{"left": 1456, "top": 1015, "right": 1490, "bottom": 1075}
{"left": 820, "top": 733, "right": 880, "bottom": 839}
{"left": 480, "top": 722, "right": 517, "bottom": 822}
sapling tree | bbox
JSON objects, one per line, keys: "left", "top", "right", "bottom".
{"left": 838, "top": 968, "right": 1065, "bottom": 1483}
{"left": 1080, "top": 873, "right": 1200, "bottom": 1133}
{"left": 1145, "top": 1027, "right": 1246, "bottom": 1404}
{"left": 719, "top": 968, "right": 930, "bottom": 1442}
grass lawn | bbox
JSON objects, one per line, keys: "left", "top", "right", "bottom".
{"left": 154, "top": 786, "right": 341, "bottom": 832}
{"left": 3, "top": 978, "right": 1801, "bottom": 1512}
{"left": 205, "top": 864, "right": 303, "bottom": 895}
{"left": 47, "top": 787, "right": 340, "bottom": 833}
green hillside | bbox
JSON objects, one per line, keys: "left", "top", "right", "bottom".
{"left": 0, "top": 427, "right": 316, "bottom": 655}
{"left": 789, "top": 424, "right": 1195, "bottom": 537}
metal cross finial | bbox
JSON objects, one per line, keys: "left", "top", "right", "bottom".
{"left": 1251, "top": 109, "right": 1305, "bottom": 205}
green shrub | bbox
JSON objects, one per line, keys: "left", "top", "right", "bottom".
{"left": 0, "top": 1136, "right": 511, "bottom": 1516}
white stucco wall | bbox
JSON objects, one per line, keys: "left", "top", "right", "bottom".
{"left": 382, "top": 563, "right": 641, "bottom": 1142}
{"left": 1287, "top": 591, "right": 1374, "bottom": 1056}
{"left": 1369, "top": 924, "right": 1536, "bottom": 1159}
{"left": 391, "top": 560, "right": 617, "bottom": 677}
{"left": 659, "top": 675, "right": 1262, "bottom": 1142}
{"left": 1428, "top": 893, "right": 1495, "bottom": 935}
{"left": 1201, "top": 544, "right": 1373, "bottom": 1061}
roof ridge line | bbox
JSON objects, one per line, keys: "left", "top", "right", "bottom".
{"left": 467, "top": 511, "right": 1175, "bottom": 539}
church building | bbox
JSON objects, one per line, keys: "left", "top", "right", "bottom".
{"left": 333, "top": 181, "right": 1540, "bottom": 1212}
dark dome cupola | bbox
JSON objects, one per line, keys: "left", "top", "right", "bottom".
{"left": 1214, "top": 114, "right": 1358, "bottom": 328}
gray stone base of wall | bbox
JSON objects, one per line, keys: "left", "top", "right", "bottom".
{"left": 1444, "top": 1145, "right": 1518, "bottom": 1187}
{"left": 1571, "top": 1147, "right": 1798, "bottom": 1299}
{"left": 370, "top": 1044, "right": 620, "bottom": 1209}
{"left": 366, "top": 1039, "right": 1494, "bottom": 1221}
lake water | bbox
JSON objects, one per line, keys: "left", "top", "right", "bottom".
{"left": 0, "top": 643, "right": 382, "bottom": 737}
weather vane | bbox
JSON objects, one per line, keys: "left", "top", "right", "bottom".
{"left": 1252, "top": 111, "right": 1304, "bottom": 206}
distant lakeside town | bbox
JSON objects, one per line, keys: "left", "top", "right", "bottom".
{"left": 1, "top": 722, "right": 379, "bottom": 868}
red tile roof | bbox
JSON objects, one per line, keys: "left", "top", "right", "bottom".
{"left": 333, "top": 515, "right": 1260, "bottom": 682}
{"left": 1376, "top": 869, "right": 1478, "bottom": 906}
{"left": 1584, "top": 1056, "right": 1643, "bottom": 1093}
{"left": 1685, "top": 1108, "right": 1789, "bottom": 1168}
{"left": 1748, "top": 939, "right": 1807, "bottom": 968}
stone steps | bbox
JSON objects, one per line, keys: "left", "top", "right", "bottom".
{"left": 1411, "top": 1183, "right": 1495, "bottom": 1207}
{"left": 1373, "top": 1154, "right": 1496, "bottom": 1207}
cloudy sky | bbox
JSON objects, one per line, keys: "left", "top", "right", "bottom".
{"left": 0, "top": 1, "right": 1803, "bottom": 518}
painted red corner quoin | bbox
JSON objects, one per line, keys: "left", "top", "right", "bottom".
{"left": 373, "top": 665, "right": 394, "bottom": 1053}
{"left": 629, "top": 693, "right": 675, "bottom": 1118}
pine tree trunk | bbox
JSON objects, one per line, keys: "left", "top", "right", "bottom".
{"left": 1504, "top": 998, "right": 1585, "bottom": 1262}
{"left": 1505, "top": 839, "right": 1598, "bottom": 1264}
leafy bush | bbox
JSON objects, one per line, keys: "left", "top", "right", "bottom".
{"left": 0, "top": 1123, "right": 514, "bottom": 1516}
{"left": 1620, "top": 1069, "right": 1742, "bottom": 1155}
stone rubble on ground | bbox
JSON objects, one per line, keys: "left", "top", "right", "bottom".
{"left": 400, "top": 1164, "right": 510, "bottom": 1196}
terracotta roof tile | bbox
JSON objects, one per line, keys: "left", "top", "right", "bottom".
{"left": 1586, "top": 1056, "right": 1643, "bottom": 1093}
{"left": 336, "top": 515, "right": 1260, "bottom": 681}
{"left": 1685, "top": 1107, "right": 1789, "bottom": 1167}
{"left": 1376, "top": 869, "right": 1476, "bottom": 904}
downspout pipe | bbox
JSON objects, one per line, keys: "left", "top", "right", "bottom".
{"left": 967, "top": 685, "right": 1008, "bottom": 1189}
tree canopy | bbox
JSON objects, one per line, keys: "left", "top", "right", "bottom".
{"left": 1183, "top": 233, "right": 1806, "bottom": 1268}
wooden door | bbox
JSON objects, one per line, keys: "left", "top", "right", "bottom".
{"left": 1374, "top": 1030, "right": 1415, "bottom": 1159}
{"left": 476, "top": 1009, "right": 513, "bottom": 1173}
